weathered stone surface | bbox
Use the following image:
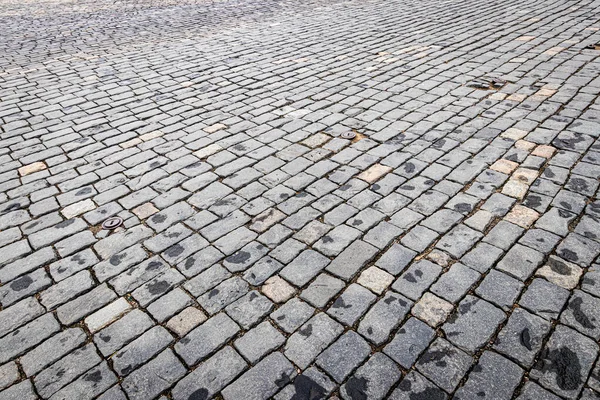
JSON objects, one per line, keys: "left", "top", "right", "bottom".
{"left": 171, "top": 347, "right": 247, "bottom": 400}
{"left": 3, "top": 1, "right": 600, "bottom": 397}
{"left": 530, "top": 325, "right": 598, "bottom": 399}
{"left": 222, "top": 352, "right": 296, "bottom": 400}
{"left": 174, "top": 313, "right": 240, "bottom": 366}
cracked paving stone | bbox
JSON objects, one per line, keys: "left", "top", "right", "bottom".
{"left": 416, "top": 338, "right": 473, "bottom": 392}
{"left": 435, "top": 224, "right": 483, "bottom": 258}
{"left": 284, "top": 312, "right": 343, "bottom": 369}
{"left": 279, "top": 249, "right": 330, "bottom": 287}
{"left": 171, "top": 346, "right": 247, "bottom": 400}
{"left": 384, "top": 317, "right": 435, "bottom": 369}
{"left": 270, "top": 297, "right": 315, "bottom": 334}
{"left": 357, "top": 290, "right": 412, "bottom": 345}
{"left": 560, "top": 290, "right": 600, "bottom": 340}
{"left": 275, "top": 367, "right": 336, "bottom": 400}
{"left": 198, "top": 276, "right": 249, "bottom": 314}
{"left": 121, "top": 349, "right": 186, "bottom": 400}
{"left": 431, "top": 263, "right": 480, "bottom": 303}
{"left": 174, "top": 312, "right": 240, "bottom": 366}
{"left": 519, "top": 278, "right": 570, "bottom": 320}
{"left": 316, "top": 330, "right": 371, "bottom": 383}
{"left": 496, "top": 243, "right": 545, "bottom": 281}
{"left": 225, "top": 290, "right": 274, "bottom": 329}
{"left": 300, "top": 273, "right": 345, "bottom": 308}
{"left": 340, "top": 353, "right": 401, "bottom": 400}
{"left": 475, "top": 269, "right": 523, "bottom": 310}
{"left": 442, "top": 295, "right": 505, "bottom": 354}
{"left": 494, "top": 307, "right": 551, "bottom": 368}
{"left": 327, "top": 283, "right": 377, "bottom": 326}
{"left": 516, "top": 381, "right": 563, "bottom": 400}
{"left": 454, "top": 351, "right": 523, "bottom": 400}
{"left": 222, "top": 351, "right": 297, "bottom": 400}
{"left": 392, "top": 259, "right": 442, "bottom": 301}
{"left": 390, "top": 371, "right": 447, "bottom": 400}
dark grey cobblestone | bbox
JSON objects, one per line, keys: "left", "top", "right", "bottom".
{"left": 2, "top": 0, "right": 600, "bottom": 397}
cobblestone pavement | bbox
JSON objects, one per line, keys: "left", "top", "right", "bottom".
{"left": 1, "top": 0, "right": 600, "bottom": 398}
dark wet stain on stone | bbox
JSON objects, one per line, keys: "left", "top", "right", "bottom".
{"left": 55, "top": 219, "right": 76, "bottom": 229}
{"left": 165, "top": 244, "right": 184, "bottom": 258}
{"left": 299, "top": 324, "right": 312, "bottom": 337}
{"left": 166, "top": 231, "right": 182, "bottom": 239}
{"left": 454, "top": 203, "right": 471, "bottom": 213}
{"left": 226, "top": 251, "right": 251, "bottom": 264}
{"left": 25, "top": 221, "right": 39, "bottom": 230}
{"left": 2, "top": 203, "right": 21, "bottom": 214}
{"left": 569, "top": 297, "right": 596, "bottom": 329}
{"left": 404, "top": 273, "right": 416, "bottom": 283}
{"left": 208, "top": 289, "right": 219, "bottom": 299}
{"left": 535, "top": 346, "right": 582, "bottom": 391}
{"left": 332, "top": 298, "right": 352, "bottom": 309}
{"left": 584, "top": 231, "right": 597, "bottom": 240}
{"left": 459, "top": 299, "right": 476, "bottom": 314}
{"left": 420, "top": 348, "right": 453, "bottom": 366}
{"left": 290, "top": 375, "right": 326, "bottom": 400}
{"left": 409, "top": 388, "right": 447, "bottom": 400}
{"left": 520, "top": 328, "right": 532, "bottom": 350}
{"left": 110, "top": 253, "right": 127, "bottom": 266}
{"left": 559, "top": 248, "right": 578, "bottom": 262}
{"left": 72, "top": 254, "right": 86, "bottom": 265}
{"left": 352, "top": 219, "right": 363, "bottom": 226}
{"left": 275, "top": 372, "right": 291, "bottom": 388}
{"left": 558, "top": 209, "right": 573, "bottom": 219}
{"left": 404, "top": 163, "right": 415, "bottom": 173}
{"left": 188, "top": 388, "right": 209, "bottom": 400}
{"left": 345, "top": 376, "right": 368, "bottom": 400}
{"left": 147, "top": 280, "right": 170, "bottom": 295}
{"left": 547, "top": 258, "right": 571, "bottom": 275}
{"left": 146, "top": 261, "right": 163, "bottom": 271}
{"left": 525, "top": 195, "right": 541, "bottom": 208}
{"left": 322, "top": 236, "right": 334, "bottom": 243}
{"left": 560, "top": 201, "right": 572, "bottom": 211}
{"left": 185, "top": 257, "right": 196, "bottom": 269}
{"left": 568, "top": 178, "right": 589, "bottom": 193}
{"left": 76, "top": 187, "right": 93, "bottom": 196}
{"left": 151, "top": 214, "right": 167, "bottom": 223}
{"left": 249, "top": 292, "right": 258, "bottom": 301}
{"left": 10, "top": 275, "right": 33, "bottom": 291}
{"left": 371, "top": 184, "right": 380, "bottom": 191}
{"left": 99, "top": 334, "right": 111, "bottom": 342}
{"left": 83, "top": 370, "right": 102, "bottom": 383}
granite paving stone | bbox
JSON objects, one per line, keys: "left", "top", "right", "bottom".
{"left": 531, "top": 325, "right": 599, "bottom": 399}
{"left": 2, "top": 0, "right": 600, "bottom": 396}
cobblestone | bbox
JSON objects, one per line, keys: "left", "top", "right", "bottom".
{"left": 2, "top": 0, "right": 600, "bottom": 397}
